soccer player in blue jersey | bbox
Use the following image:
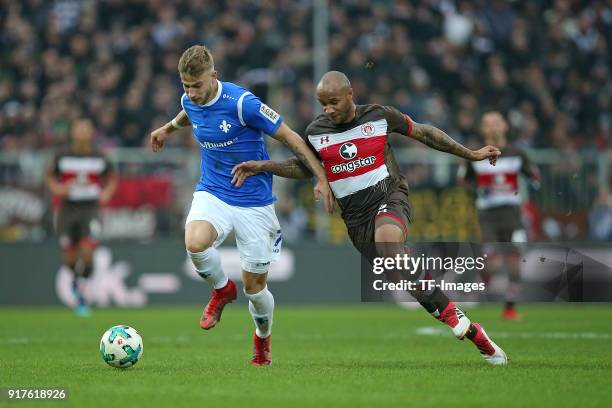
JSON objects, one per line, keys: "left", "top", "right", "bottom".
{"left": 150, "top": 45, "right": 333, "bottom": 365}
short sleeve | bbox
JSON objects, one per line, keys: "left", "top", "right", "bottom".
{"left": 381, "top": 105, "right": 414, "bottom": 136}
{"left": 303, "top": 122, "right": 321, "bottom": 159}
{"left": 239, "top": 92, "right": 283, "bottom": 136}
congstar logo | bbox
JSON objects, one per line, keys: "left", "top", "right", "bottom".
{"left": 331, "top": 156, "right": 376, "bottom": 173}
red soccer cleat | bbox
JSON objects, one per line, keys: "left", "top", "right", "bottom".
{"left": 469, "top": 323, "right": 508, "bottom": 365}
{"left": 437, "top": 302, "right": 471, "bottom": 339}
{"left": 251, "top": 333, "right": 272, "bottom": 366}
{"left": 200, "top": 279, "right": 237, "bottom": 330}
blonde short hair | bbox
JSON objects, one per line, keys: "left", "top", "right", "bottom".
{"left": 178, "top": 45, "right": 214, "bottom": 77}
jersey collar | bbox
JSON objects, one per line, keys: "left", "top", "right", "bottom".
{"left": 201, "top": 80, "right": 222, "bottom": 107}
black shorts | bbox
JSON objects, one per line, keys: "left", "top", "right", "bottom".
{"left": 347, "top": 186, "right": 411, "bottom": 258}
{"left": 54, "top": 203, "right": 99, "bottom": 248}
{"left": 478, "top": 205, "right": 524, "bottom": 242}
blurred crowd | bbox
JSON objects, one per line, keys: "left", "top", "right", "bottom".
{"left": 1, "top": 0, "right": 610, "bottom": 151}
{"left": 1, "top": 0, "right": 611, "bottom": 241}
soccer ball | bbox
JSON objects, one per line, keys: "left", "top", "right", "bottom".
{"left": 99, "top": 325, "right": 143, "bottom": 368}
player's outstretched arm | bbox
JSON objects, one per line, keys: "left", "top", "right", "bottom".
{"left": 231, "top": 158, "right": 312, "bottom": 187}
{"left": 271, "top": 123, "right": 334, "bottom": 213}
{"left": 150, "top": 110, "right": 190, "bottom": 152}
{"left": 409, "top": 123, "right": 501, "bottom": 165}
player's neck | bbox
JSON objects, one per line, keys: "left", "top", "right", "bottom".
{"left": 72, "top": 142, "right": 92, "bottom": 155}
{"left": 202, "top": 80, "right": 219, "bottom": 105}
{"left": 343, "top": 103, "right": 357, "bottom": 124}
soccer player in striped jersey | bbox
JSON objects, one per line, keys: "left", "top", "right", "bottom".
{"left": 150, "top": 45, "right": 333, "bottom": 365}
{"left": 458, "top": 111, "right": 541, "bottom": 320}
{"left": 231, "top": 71, "right": 509, "bottom": 365}
{"left": 46, "top": 118, "right": 117, "bottom": 317}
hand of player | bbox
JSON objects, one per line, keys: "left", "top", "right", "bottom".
{"left": 314, "top": 179, "right": 334, "bottom": 214}
{"left": 53, "top": 180, "right": 74, "bottom": 197}
{"left": 98, "top": 189, "right": 113, "bottom": 206}
{"left": 231, "top": 160, "right": 265, "bottom": 188}
{"left": 472, "top": 145, "right": 501, "bottom": 165}
{"left": 151, "top": 126, "right": 170, "bottom": 153}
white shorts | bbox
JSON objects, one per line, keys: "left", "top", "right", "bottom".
{"left": 186, "top": 191, "right": 282, "bottom": 273}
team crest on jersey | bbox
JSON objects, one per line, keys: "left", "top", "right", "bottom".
{"left": 219, "top": 120, "right": 231, "bottom": 133}
{"left": 260, "top": 103, "right": 280, "bottom": 124}
{"left": 361, "top": 122, "right": 375, "bottom": 136}
{"left": 339, "top": 142, "right": 358, "bottom": 160}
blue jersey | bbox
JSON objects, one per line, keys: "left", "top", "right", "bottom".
{"left": 181, "top": 80, "right": 283, "bottom": 207}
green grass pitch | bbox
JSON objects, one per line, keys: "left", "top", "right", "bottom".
{"left": 1, "top": 304, "right": 611, "bottom": 407}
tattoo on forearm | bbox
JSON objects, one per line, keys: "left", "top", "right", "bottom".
{"left": 294, "top": 149, "right": 317, "bottom": 175}
{"left": 268, "top": 158, "right": 312, "bottom": 179}
{"left": 284, "top": 138, "right": 321, "bottom": 178}
{"left": 411, "top": 123, "right": 474, "bottom": 159}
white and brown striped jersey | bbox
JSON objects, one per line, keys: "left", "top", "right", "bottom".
{"left": 458, "top": 147, "right": 539, "bottom": 210}
{"left": 51, "top": 150, "right": 113, "bottom": 205}
{"left": 304, "top": 104, "right": 413, "bottom": 226}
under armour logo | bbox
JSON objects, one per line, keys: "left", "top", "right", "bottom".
{"left": 320, "top": 136, "right": 329, "bottom": 144}
{"left": 219, "top": 120, "right": 231, "bottom": 133}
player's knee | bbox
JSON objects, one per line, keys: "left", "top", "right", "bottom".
{"left": 374, "top": 223, "right": 404, "bottom": 244}
{"left": 242, "top": 269, "right": 268, "bottom": 294}
{"left": 375, "top": 240, "right": 404, "bottom": 260}
{"left": 185, "top": 222, "right": 217, "bottom": 253}
{"left": 185, "top": 229, "right": 215, "bottom": 252}
{"left": 243, "top": 278, "right": 266, "bottom": 294}
{"left": 186, "top": 240, "right": 213, "bottom": 253}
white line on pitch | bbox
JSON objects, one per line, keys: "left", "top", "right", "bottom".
{"left": 416, "top": 326, "right": 612, "bottom": 340}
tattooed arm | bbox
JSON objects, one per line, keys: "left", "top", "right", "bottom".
{"left": 409, "top": 123, "right": 500, "bottom": 164}
{"left": 232, "top": 122, "right": 334, "bottom": 212}
{"left": 270, "top": 123, "right": 326, "bottom": 180}
{"left": 256, "top": 158, "right": 312, "bottom": 179}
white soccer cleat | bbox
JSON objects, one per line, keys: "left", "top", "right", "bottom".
{"left": 438, "top": 302, "right": 471, "bottom": 339}
{"left": 470, "top": 323, "right": 508, "bottom": 365}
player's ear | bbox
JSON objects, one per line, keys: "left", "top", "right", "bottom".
{"left": 211, "top": 70, "right": 218, "bottom": 81}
